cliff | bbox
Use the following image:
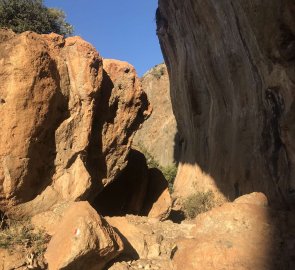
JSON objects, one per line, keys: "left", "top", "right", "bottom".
{"left": 157, "top": 0, "right": 295, "bottom": 206}
{"left": 133, "top": 63, "right": 178, "bottom": 167}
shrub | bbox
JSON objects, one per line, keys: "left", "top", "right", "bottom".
{"left": 137, "top": 143, "right": 177, "bottom": 193}
{"left": 0, "top": 214, "right": 50, "bottom": 255}
{"left": 162, "top": 164, "right": 177, "bottom": 193}
{"left": 183, "top": 190, "right": 216, "bottom": 219}
{"left": 0, "top": 0, "right": 73, "bottom": 36}
{"left": 151, "top": 64, "right": 165, "bottom": 79}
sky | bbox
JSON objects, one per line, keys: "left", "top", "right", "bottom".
{"left": 44, "top": 0, "right": 163, "bottom": 77}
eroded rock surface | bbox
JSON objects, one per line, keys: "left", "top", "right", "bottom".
{"left": 133, "top": 63, "right": 178, "bottom": 167}
{"left": 0, "top": 30, "right": 148, "bottom": 215}
{"left": 157, "top": 0, "right": 295, "bottom": 205}
{"left": 45, "top": 201, "right": 123, "bottom": 270}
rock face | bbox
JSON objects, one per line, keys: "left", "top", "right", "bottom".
{"left": 45, "top": 201, "right": 123, "bottom": 270}
{"left": 0, "top": 29, "right": 148, "bottom": 214}
{"left": 93, "top": 149, "right": 149, "bottom": 216}
{"left": 133, "top": 63, "right": 178, "bottom": 167}
{"left": 157, "top": 0, "right": 295, "bottom": 205}
{"left": 93, "top": 150, "right": 171, "bottom": 220}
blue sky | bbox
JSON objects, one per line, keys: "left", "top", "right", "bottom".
{"left": 44, "top": 0, "right": 163, "bottom": 77}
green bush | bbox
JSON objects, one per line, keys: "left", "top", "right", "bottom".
{"left": 183, "top": 190, "right": 216, "bottom": 219}
{"left": 137, "top": 143, "right": 177, "bottom": 193}
{"left": 162, "top": 164, "right": 177, "bottom": 193}
{"left": 150, "top": 64, "right": 165, "bottom": 79}
{"left": 0, "top": 0, "right": 73, "bottom": 36}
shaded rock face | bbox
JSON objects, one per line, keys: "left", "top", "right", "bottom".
{"left": 87, "top": 60, "right": 150, "bottom": 193}
{"left": 0, "top": 30, "right": 148, "bottom": 214}
{"left": 133, "top": 63, "right": 179, "bottom": 167}
{"left": 93, "top": 149, "right": 149, "bottom": 216}
{"left": 157, "top": 0, "right": 295, "bottom": 205}
{"left": 142, "top": 168, "right": 172, "bottom": 221}
{"left": 94, "top": 150, "right": 171, "bottom": 220}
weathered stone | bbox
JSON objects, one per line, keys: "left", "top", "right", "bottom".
{"left": 157, "top": 0, "right": 295, "bottom": 206}
{"left": 234, "top": 192, "right": 269, "bottom": 207}
{"left": 106, "top": 215, "right": 193, "bottom": 261}
{"left": 0, "top": 30, "right": 149, "bottom": 215}
{"left": 87, "top": 59, "right": 150, "bottom": 191}
{"left": 133, "top": 64, "right": 178, "bottom": 167}
{"left": 106, "top": 216, "right": 146, "bottom": 259}
{"left": 104, "top": 193, "right": 295, "bottom": 269}
{"left": 45, "top": 201, "right": 123, "bottom": 270}
{"left": 173, "top": 194, "right": 286, "bottom": 270}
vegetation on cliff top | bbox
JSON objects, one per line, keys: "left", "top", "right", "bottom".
{"left": 0, "top": 0, "right": 73, "bottom": 36}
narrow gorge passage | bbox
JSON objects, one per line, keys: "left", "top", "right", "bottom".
{"left": 1, "top": 0, "right": 295, "bottom": 269}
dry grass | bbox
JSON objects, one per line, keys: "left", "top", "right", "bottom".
{"left": 183, "top": 190, "right": 217, "bottom": 219}
{"left": 0, "top": 213, "right": 50, "bottom": 255}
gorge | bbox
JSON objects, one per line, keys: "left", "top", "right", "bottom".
{"left": 0, "top": 0, "right": 295, "bottom": 269}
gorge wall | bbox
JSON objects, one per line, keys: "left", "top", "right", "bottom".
{"left": 157, "top": 0, "right": 295, "bottom": 206}
{"left": 133, "top": 63, "right": 178, "bottom": 168}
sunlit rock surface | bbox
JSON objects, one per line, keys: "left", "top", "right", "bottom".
{"left": 0, "top": 30, "right": 149, "bottom": 214}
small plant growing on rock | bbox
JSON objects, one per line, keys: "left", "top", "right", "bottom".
{"left": 137, "top": 143, "right": 177, "bottom": 193}
{"left": 162, "top": 164, "right": 177, "bottom": 193}
{"left": 183, "top": 190, "right": 216, "bottom": 219}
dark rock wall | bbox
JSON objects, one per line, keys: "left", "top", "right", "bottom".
{"left": 157, "top": 0, "right": 295, "bottom": 205}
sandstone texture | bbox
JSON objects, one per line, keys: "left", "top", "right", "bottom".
{"left": 174, "top": 200, "right": 292, "bottom": 270}
{"left": 133, "top": 63, "right": 178, "bottom": 167}
{"left": 0, "top": 29, "right": 148, "bottom": 214}
{"left": 45, "top": 201, "right": 123, "bottom": 270}
{"left": 157, "top": 0, "right": 295, "bottom": 205}
{"left": 106, "top": 193, "right": 295, "bottom": 270}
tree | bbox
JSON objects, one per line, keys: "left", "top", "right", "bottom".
{"left": 0, "top": 0, "right": 73, "bottom": 36}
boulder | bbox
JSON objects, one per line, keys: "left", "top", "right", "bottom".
{"left": 106, "top": 215, "right": 191, "bottom": 261}
{"left": 104, "top": 193, "right": 295, "bottom": 270}
{"left": 157, "top": 0, "right": 295, "bottom": 206}
{"left": 234, "top": 192, "right": 269, "bottom": 207}
{"left": 0, "top": 30, "right": 149, "bottom": 215}
{"left": 173, "top": 193, "right": 289, "bottom": 270}
{"left": 87, "top": 59, "right": 150, "bottom": 190}
{"left": 45, "top": 201, "right": 123, "bottom": 270}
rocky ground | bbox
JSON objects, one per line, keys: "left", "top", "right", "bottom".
{"left": 2, "top": 192, "right": 294, "bottom": 270}
{"left": 1, "top": 0, "right": 295, "bottom": 268}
